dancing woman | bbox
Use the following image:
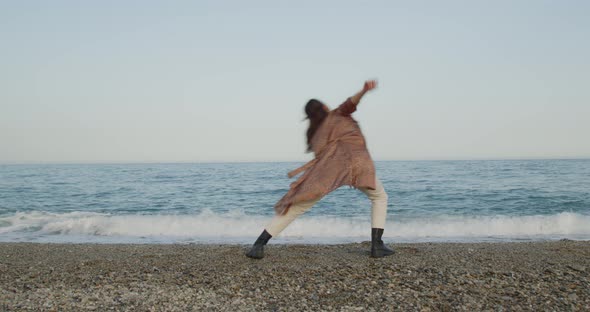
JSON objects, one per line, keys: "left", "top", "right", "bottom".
{"left": 246, "top": 80, "right": 393, "bottom": 258}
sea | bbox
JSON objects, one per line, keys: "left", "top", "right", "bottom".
{"left": 1, "top": 160, "right": 589, "bottom": 244}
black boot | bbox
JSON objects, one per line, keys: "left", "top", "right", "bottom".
{"left": 371, "top": 228, "right": 394, "bottom": 258}
{"left": 246, "top": 230, "right": 272, "bottom": 259}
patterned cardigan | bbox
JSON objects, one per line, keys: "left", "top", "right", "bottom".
{"left": 274, "top": 98, "right": 376, "bottom": 215}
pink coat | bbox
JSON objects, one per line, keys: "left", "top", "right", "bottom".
{"left": 274, "top": 98, "right": 376, "bottom": 215}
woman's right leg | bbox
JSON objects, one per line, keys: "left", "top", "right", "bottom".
{"left": 359, "top": 178, "right": 388, "bottom": 229}
{"left": 359, "top": 178, "right": 394, "bottom": 257}
{"left": 246, "top": 197, "right": 321, "bottom": 259}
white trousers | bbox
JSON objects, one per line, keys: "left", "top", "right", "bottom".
{"left": 266, "top": 178, "right": 389, "bottom": 237}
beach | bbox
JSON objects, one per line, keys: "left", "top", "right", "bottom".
{"left": 1, "top": 241, "right": 588, "bottom": 311}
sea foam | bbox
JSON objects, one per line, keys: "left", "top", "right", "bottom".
{"left": 1, "top": 210, "right": 589, "bottom": 243}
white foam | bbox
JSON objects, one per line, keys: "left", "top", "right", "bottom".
{"left": 1, "top": 210, "right": 589, "bottom": 243}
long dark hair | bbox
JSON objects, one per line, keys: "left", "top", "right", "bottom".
{"left": 305, "top": 99, "right": 328, "bottom": 152}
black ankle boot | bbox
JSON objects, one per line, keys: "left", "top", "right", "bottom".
{"left": 371, "top": 228, "right": 394, "bottom": 258}
{"left": 246, "top": 230, "right": 272, "bottom": 259}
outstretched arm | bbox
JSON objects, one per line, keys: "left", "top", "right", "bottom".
{"left": 350, "top": 80, "right": 378, "bottom": 105}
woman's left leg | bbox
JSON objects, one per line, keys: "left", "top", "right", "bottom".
{"left": 246, "top": 197, "right": 322, "bottom": 259}
{"left": 265, "top": 197, "right": 321, "bottom": 237}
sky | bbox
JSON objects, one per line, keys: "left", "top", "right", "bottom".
{"left": 1, "top": 1, "right": 589, "bottom": 163}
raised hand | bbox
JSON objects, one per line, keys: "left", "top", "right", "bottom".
{"left": 363, "top": 80, "right": 378, "bottom": 92}
{"left": 350, "top": 80, "right": 378, "bottom": 105}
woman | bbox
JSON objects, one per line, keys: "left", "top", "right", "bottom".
{"left": 246, "top": 80, "right": 393, "bottom": 259}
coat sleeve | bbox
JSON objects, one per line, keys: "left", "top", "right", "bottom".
{"left": 335, "top": 98, "right": 357, "bottom": 116}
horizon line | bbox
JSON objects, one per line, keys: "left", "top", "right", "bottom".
{"left": 1, "top": 156, "right": 589, "bottom": 166}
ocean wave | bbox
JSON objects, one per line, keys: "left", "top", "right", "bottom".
{"left": 0, "top": 211, "right": 589, "bottom": 243}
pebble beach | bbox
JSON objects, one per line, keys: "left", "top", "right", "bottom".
{"left": 1, "top": 241, "right": 589, "bottom": 311}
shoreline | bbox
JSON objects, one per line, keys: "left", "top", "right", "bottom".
{"left": 1, "top": 241, "right": 589, "bottom": 310}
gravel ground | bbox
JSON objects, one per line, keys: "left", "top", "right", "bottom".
{"left": 1, "top": 241, "right": 589, "bottom": 311}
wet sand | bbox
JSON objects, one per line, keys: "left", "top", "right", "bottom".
{"left": 1, "top": 241, "right": 589, "bottom": 311}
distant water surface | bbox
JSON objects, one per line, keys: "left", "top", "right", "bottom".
{"left": 1, "top": 160, "right": 589, "bottom": 243}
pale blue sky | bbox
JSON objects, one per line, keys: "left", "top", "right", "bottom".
{"left": 1, "top": 1, "right": 589, "bottom": 163}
